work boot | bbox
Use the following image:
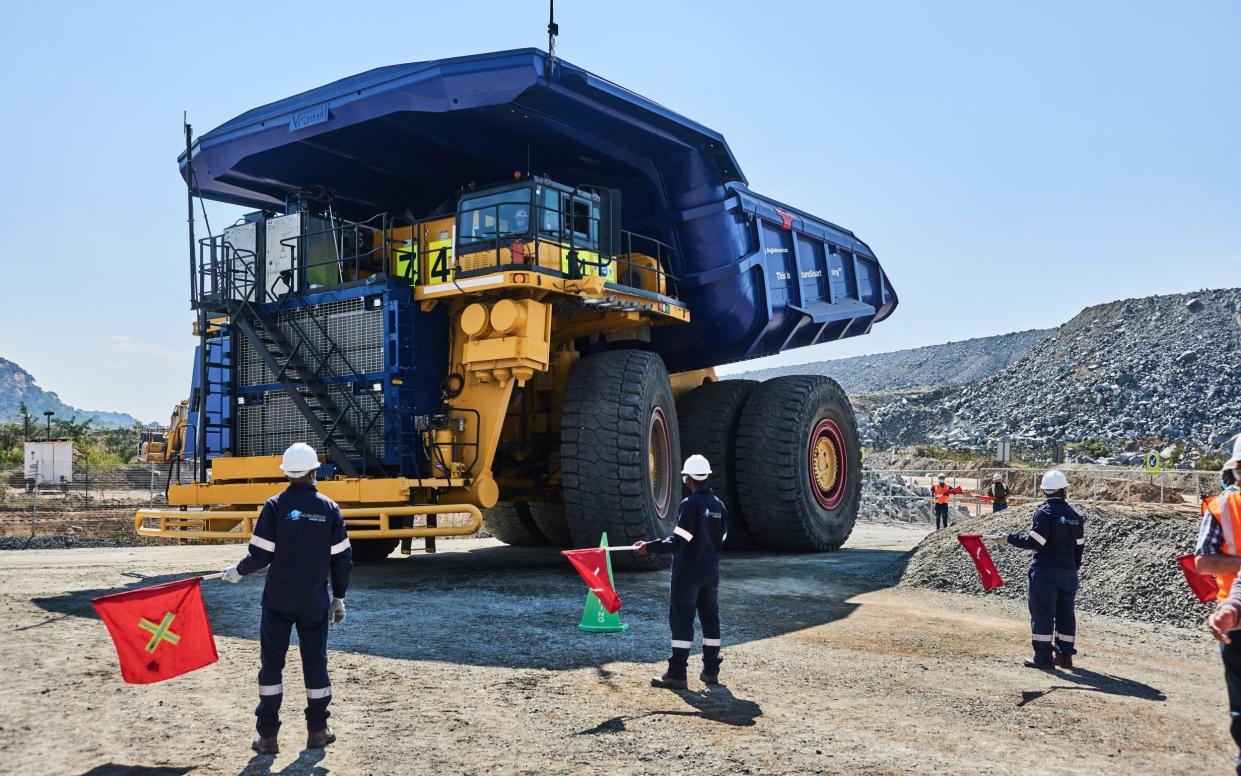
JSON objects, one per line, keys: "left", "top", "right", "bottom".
{"left": 251, "top": 734, "right": 279, "bottom": 755}
{"left": 650, "top": 672, "right": 688, "bottom": 690}
{"left": 1023, "top": 658, "right": 1056, "bottom": 671}
{"left": 306, "top": 727, "right": 336, "bottom": 749}
{"left": 1054, "top": 651, "right": 1074, "bottom": 670}
{"left": 699, "top": 671, "right": 720, "bottom": 686}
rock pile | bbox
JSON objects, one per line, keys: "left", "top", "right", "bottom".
{"left": 860, "top": 288, "right": 1241, "bottom": 455}
{"left": 729, "top": 330, "right": 1051, "bottom": 393}
{"left": 0, "top": 534, "right": 151, "bottom": 550}
{"left": 900, "top": 504, "right": 1209, "bottom": 629}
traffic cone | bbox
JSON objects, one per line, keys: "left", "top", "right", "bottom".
{"left": 578, "top": 532, "right": 629, "bottom": 633}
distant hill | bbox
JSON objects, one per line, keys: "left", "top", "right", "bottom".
{"left": 728, "top": 329, "right": 1053, "bottom": 394}
{"left": 0, "top": 357, "right": 140, "bottom": 427}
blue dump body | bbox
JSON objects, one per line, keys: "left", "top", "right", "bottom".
{"left": 183, "top": 48, "right": 896, "bottom": 372}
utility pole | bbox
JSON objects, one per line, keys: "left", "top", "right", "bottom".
{"left": 43, "top": 410, "right": 54, "bottom": 440}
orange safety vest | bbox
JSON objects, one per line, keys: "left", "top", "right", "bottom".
{"left": 932, "top": 483, "right": 952, "bottom": 505}
{"left": 1205, "top": 490, "right": 1241, "bottom": 601}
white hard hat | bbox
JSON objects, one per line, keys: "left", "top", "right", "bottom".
{"left": 1041, "top": 470, "right": 1069, "bottom": 491}
{"left": 280, "top": 443, "right": 321, "bottom": 477}
{"left": 937, "top": 473, "right": 946, "bottom": 480}
{"left": 993, "top": 474, "right": 1003, "bottom": 481}
{"left": 681, "top": 454, "right": 712, "bottom": 481}
{"left": 1226, "top": 435, "right": 1241, "bottom": 470}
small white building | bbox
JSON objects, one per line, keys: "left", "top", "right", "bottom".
{"left": 24, "top": 440, "right": 74, "bottom": 484}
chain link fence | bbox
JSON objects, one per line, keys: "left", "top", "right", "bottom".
{"left": 863, "top": 464, "right": 1212, "bottom": 526}
{"left": 0, "top": 464, "right": 195, "bottom": 538}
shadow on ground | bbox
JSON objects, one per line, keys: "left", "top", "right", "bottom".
{"left": 34, "top": 542, "right": 912, "bottom": 671}
{"left": 1018, "top": 666, "right": 1166, "bottom": 706}
{"left": 577, "top": 684, "right": 762, "bottom": 734}
{"left": 238, "top": 748, "right": 327, "bottom": 776}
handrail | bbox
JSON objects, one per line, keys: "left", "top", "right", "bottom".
{"left": 444, "top": 197, "right": 679, "bottom": 297}
{"left": 135, "top": 503, "right": 483, "bottom": 541}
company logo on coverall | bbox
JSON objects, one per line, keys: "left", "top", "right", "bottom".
{"left": 285, "top": 509, "right": 329, "bottom": 523}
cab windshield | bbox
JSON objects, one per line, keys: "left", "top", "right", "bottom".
{"left": 457, "top": 188, "right": 532, "bottom": 245}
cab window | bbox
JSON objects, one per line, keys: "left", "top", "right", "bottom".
{"left": 457, "top": 189, "right": 532, "bottom": 245}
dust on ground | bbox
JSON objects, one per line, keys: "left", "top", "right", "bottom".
{"left": 0, "top": 524, "right": 1229, "bottom": 775}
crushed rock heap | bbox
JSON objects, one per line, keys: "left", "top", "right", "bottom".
{"left": 861, "top": 288, "right": 1241, "bottom": 453}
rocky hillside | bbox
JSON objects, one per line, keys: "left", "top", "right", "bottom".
{"left": 862, "top": 288, "right": 1241, "bottom": 453}
{"left": 0, "top": 358, "right": 138, "bottom": 427}
{"left": 730, "top": 329, "right": 1051, "bottom": 394}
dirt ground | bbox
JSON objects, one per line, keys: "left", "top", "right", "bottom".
{"left": 0, "top": 523, "right": 1232, "bottom": 775}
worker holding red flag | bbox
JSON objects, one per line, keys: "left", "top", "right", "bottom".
{"left": 221, "top": 443, "right": 353, "bottom": 755}
{"left": 931, "top": 474, "right": 963, "bottom": 530}
{"left": 988, "top": 470, "right": 1084, "bottom": 671}
{"left": 634, "top": 454, "right": 728, "bottom": 689}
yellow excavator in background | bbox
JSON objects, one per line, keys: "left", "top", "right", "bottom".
{"left": 137, "top": 400, "right": 189, "bottom": 464}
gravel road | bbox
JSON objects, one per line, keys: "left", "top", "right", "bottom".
{"left": 0, "top": 524, "right": 1230, "bottom": 775}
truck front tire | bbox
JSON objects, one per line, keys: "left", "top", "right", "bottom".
{"left": 562, "top": 350, "right": 681, "bottom": 570}
{"left": 735, "top": 375, "right": 860, "bottom": 552}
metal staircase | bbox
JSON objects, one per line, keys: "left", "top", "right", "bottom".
{"left": 195, "top": 232, "right": 387, "bottom": 478}
{"left": 231, "top": 298, "right": 384, "bottom": 477}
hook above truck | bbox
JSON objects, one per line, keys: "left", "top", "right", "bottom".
{"left": 137, "top": 48, "right": 898, "bottom": 566}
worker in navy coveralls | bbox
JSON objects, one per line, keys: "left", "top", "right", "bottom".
{"left": 989, "top": 469, "right": 1085, "bottom": 670}
{"left": 222, "top": 442, "right": 353, "bottom": 754}
{"left": 635, "top": 454, "right": 728, "bottom": 689}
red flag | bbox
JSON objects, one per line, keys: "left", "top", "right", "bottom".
{"left": 1177, "top": 553, "right": 1220, "bottom": 603}
{"left": 561, "top": 548, "right": 622, "bottom": 614}
{"left": 957, "top": 534, "right": 1004, "bottom": 591}
{"left": 92, "top": 577, "right": 219, "bottom": 684}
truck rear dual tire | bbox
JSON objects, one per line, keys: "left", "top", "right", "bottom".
{"left": 735, "top": 375, "right": 860, "bottom": 552}
{"left": 483, "top": 502, "right": 548, "bottom": 546}
{"left": 676, "top": 379, "right": 761, "bottom": 550}
{"left": 562, "top": 350, "right": 680, "bottom": 570}
{"left": 350, "top": 538, "right": 400, "bottom": 563}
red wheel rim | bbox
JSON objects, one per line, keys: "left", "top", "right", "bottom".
{"left": 808, "top": 418, "right": 847, "bottom": 510}
{"left": 649, "top": 407, "right": 672, "bottom": 519}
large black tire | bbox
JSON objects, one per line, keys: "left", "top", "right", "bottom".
{"left": 528, "top": 501, "right": 572, "bottom": 547}
{"left": 677, "top": 379, "right": 760, "bottom": 550}
{"left": 351, "top": 538, "right": 399, "bottom": 564}
{"left": 562, "top": 350, "right": 681, "bottom": 570}
{"left": 735, "top": 375, "right": 861, "bottom": 551}
{"left": 482, "top": 502, "right": 549, "bottom": 546}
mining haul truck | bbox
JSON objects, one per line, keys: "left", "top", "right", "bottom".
{"left": 136, "top": 49, "right": 898, "bottom": 567}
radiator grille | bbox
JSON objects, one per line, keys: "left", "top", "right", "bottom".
{"left": 237, "top": 386, "right": 385, "bottom": 459}
{"left": 237, "top": 298, "right": 385, "bottom": 388}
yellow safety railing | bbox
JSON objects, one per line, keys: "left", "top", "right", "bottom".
{"left": 134, "top": 504, "right": 482, "bottom": 541}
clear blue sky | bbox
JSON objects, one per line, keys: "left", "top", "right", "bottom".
{"left": 1, "top": 1, "right": 1237, "bottom": 422}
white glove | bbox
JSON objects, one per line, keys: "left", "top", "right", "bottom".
{"left": 984, "top": 534, "right": 1007, "bottom": 546}
{"left": 222, "top": 566, "right": 243, "bottom": 583}
{"left": 330, "top": 597, "right": 346, "bottom": 628}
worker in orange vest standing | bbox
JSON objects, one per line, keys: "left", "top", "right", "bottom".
{"left": 931, "top": 474, "right": 962, "bottom": 530}
{"left": 1197, "top": 438, "right": 1241, "bottom": 773}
